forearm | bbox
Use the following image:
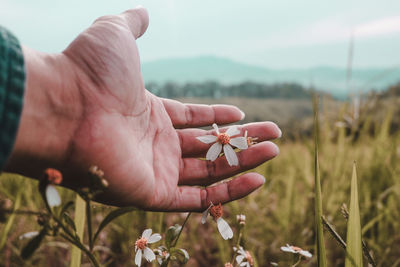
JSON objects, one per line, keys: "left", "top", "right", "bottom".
{"left": 4, "top": 47, "right": 83, "bottom": 179}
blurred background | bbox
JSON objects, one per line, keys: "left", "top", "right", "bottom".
{"left": 1, "top": 0, "right": 400, "bottom": 266}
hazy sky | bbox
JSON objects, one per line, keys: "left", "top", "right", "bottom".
{"left": 1, "top": 0, "right": 400, "bottom": 68}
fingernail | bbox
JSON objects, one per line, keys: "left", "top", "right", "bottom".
{"left": 240, "top": 110, "right": 245, "bottom": 120}
{"left": 261, "top": 175, "right": 266, "bottom": 184}
{"left": 277, "top": 128, "right": 282, "bottom": 138}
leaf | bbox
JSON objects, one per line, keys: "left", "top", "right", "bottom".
{"left": 170, "top": 248, "right": 189, "bottom": 264}
{"left": 70, "top": 194, "right": 86, "bottom": 267}
{"left": 165, "top": 224, "right": 182, "bottom": 249}
{"left": 21, "top": 229, "right": 46, "bottom": 259}
{"left": 60, "top": 201, "right": 74, "bottom": 216}
{"left": 92, "top": 206, "right": 137, "bottom": 244}
{"left": 313, "top": 94, "right": 327, "bottom": 267}
{"left": 345, "top": 163, "right": 363, "bottom": 267}
{"left": 63, "top": 212, "right": 77, "bottom": 232}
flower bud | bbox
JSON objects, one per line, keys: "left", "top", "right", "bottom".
{"left": 236, "top": 214, "right": 246, "bottom": 225}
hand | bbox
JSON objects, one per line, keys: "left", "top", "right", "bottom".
{"left": 5, "top": 6, "right": 281, "bottom": 211}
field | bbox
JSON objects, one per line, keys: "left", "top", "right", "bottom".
{"left": 0, "top": 95, "right": 399, "bottom": 266}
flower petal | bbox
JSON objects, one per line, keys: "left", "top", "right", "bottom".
{"left": 229, "top": 137, "right": 248, "bottom": 150}
{"left": 142, "top": 229, "right": 152, "bottom": 239}
{"left": 223, "top": 144, "right": 239, "bottom": 166}
{"left": 226, "top": 125, "right": 240, "bottom": 137}
{"left": 300, "top": 250, "right": 312, "bottom": 258}
{"left": 196, "top": 135, "right": 217, "bottom": 144}
{"left": 143, "top": 247, "right": 156, "bottom": 262}
{"left": 217, "top": 218, "right": 233, "bottom": 240}
{"left": 135, "top": 250, "right": 142, "bottom": 266}
{"left": 240, "top": 262, "right": 248, "bottom": 267}
{"left": 201, "top": 204, "right": 212, "bottom": 224}
{"left": 206, "top": 142, "right": 222, "bottom": 161}
{"left": 19, "top": 231, "right": 39, "bottom": 240}
{"left": 236, "top": 255, "right": 245, "bottom": 264}
{"left": 280, "top": 246, "right": 295, "bottom": 253}
{"left": 148, "top": 233, "right": 162, "bottom": 244}
{"left": 212, "top": 123, "right": 220, "bottom": 134}
{"left": 46, "top": 184, "right": 61, "bottom": 207}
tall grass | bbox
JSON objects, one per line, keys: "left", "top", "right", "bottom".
{"left": 0, "top": 96, "right": 399, "bottom": 266}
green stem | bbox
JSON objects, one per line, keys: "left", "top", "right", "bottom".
{"left": 162, "top": 212, "right": 192, "bottom": 267}
{"left": 171, "top": 212, "right": 191, "bottom": 248}
{"left": 60, "top": 233, "right": 100, "bottom": 267}
{"left": 86, "top": 199, "right": 93, "bottom": 251}
{"left": 230, "top": 224, "right": 244, "bottom": 266}
{"left": 51, "top": 207, "right": 100, "bottom": 267}
{"left": 0, "top": 208, "right": 46, "bottom": 216}
{"left": 291, "top": 255, "right": 302, "bottom": 267}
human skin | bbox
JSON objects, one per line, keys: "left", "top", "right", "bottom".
{"left": 4, "top": 6, "right": 281, "bottom": 211}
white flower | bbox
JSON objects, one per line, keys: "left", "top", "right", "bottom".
{"left": 196, "top": 123, "right": 248, "bottom": 166}
{"left": 280, "top": 244, "right": 312, "bottom": 258}
{"left": 45, "top": 184, "right": 61, "bottom": 208}
{"left": 134, "top": 229, "right": 162, "bottom": 267}
{"left": 201, "top": 203, "right": 233, "bottom": 240}
{"left": 235, "top": 246, "right": 254, "bottom": 267}
{"left": 19, "top": 231, "right": 39, "bottom": 240}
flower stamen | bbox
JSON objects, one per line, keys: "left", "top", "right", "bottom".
{"left": 135, "top": 237, "right": 148, "bottom": 250}
{"left": 210, "top": 203, "right": 223, "bottom": 220}
{"left": 217, "top": 133, "right": 231, "bottom": 145}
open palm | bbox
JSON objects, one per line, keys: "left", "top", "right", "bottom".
{"left": 61, "top": 7, "right": 281, "bottom": 211}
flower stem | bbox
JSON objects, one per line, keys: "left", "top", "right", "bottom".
{"left": 230, "top": 224, "right": 244, "bottom": 266}
{"left": 171, "top": 212, "right": 191, "bottom": 248}
{"left": 291, "top": 255, "right": 302, "bottom": 267}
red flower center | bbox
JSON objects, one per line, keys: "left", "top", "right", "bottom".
{"left": 217, "top": 133, "right": 230, "bottom": 145}
{"left": 291, "top": 246, "right": 302, "bottom": 252}
{"left": 44, "top": 168, "right": 63, "bottom": 185}
{"left": 210, "top": 203, "right": 223, "bottom": 219}
{"left": 135, "top": 237, "right": 147, "bottom": 250}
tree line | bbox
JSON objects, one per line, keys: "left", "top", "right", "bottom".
{"left": 146, "top": 81, "right": 311, "bottom": 99}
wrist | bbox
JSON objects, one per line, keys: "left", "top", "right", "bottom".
{"left": 4, "top": 46, "right": 83, "bottom": 179}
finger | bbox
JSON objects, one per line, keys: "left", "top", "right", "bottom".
{"left": 178, "top": 121, "right": 281, "bottom": 157}
{"left": 161, "top": 98, "right": 245, "bottom": 128}
{"left": 179, "top": 141, "right": 279, "bottom": 186}
{"left": 166, "top": 173, "right": 265, "bottom": 211}
{"left": 120, "top": 6, "right": 149, "bottom": 39}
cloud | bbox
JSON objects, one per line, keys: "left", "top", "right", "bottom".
{"left": 355, "top": 16, "right": 400, "bottom": 38}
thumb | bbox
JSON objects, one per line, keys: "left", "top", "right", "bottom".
{"left": 120, "top": 6, "right": 149, "bottom": 39}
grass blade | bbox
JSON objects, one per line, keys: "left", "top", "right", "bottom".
{"left": 345, "top": 163, "right": 363, "bottom": 267}
{"left": 313, "top": 94, "right": 327, "bottom": 267}
{"left": 70, "top": 194, "right": 86, "bottom": 267}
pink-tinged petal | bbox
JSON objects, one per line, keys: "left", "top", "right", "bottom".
{"left": 148, "top": 233, "right": 162, "bottom": 243}
{"left": 300, "top": 250, "right": 312, "bottom": 258}
{"left": 217, "top": 218, "right": 233, "bottom": 240}
{"left": 19, "top": 231, "right": 39, "bottom": 240}
{"left": 236, "top": 255, "right": 245, "bottom": 264}
{"left": 46, "top": 184, "right": 61, "bottom": 207}
{"left": 135, "top": 250, "right": 142, "bottom": 266}
{"left": 229, "top": 137, "right": 248, "bottom": 150}
{"left": 212, "top": 123, "right": 220, "bottom": 134}
{"left": 223, "top": 144, "right": 238, "bottom": 166}
{"left": 143, "top": 247, "right": 156, "bottom": 262}
{"left": 206, "top": 142, "right": 222, "bottom": 161}
{"left": 196, "top": 135, "right": 217, "bottom": 144}
{"left": 142, "top": 229, "right": 152, "bottom": 239}
{"left": 226, "top": 125, "right": 240, "bottom": 137}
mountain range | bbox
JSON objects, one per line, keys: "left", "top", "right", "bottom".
{"left": 141, "top": 56, "right": 400, "bottom": 98}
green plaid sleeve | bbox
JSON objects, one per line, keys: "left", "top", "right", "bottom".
{"left": 0, "top": 27, "right": 25, "bottom": 170}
